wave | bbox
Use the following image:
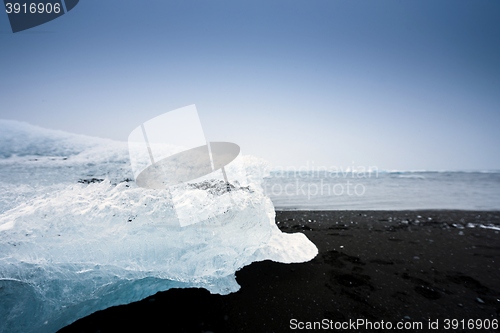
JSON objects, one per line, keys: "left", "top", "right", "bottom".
{"left": 381, "top": 169, "right": 500, "bottom": 174}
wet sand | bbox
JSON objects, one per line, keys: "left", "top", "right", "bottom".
{"left": 59, "top": 210, "right": 500, "bottom": 332}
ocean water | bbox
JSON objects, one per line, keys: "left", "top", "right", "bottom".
{"left": 1, "top": 120, "right": 499, "bottom": 212}
{"left": 263, "top": 170, "right": 500, "bottom": 211}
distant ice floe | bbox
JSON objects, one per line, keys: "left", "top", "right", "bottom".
{"left": 0, "top": 120, "right": 318, "bottom": 333}
{"left": 466, "top": 223, "right": 500, "bottom": 231}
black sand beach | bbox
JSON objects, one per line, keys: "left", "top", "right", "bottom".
{"left": 59, "top": 210, "right": 500, "bottom": 333}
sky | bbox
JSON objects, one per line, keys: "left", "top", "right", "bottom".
{"left": 1, "top": 0, "right": 499, "bottom": 171}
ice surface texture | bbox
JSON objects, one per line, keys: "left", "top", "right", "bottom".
{"left": 0, "top": 120, "right": 318, "bottom": 333}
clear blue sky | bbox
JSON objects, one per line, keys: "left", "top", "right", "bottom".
{"left": 1, "top": 0, "right": 499, "bottom": 171}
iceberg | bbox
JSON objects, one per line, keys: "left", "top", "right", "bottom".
{"left": 0, "top": 120, "right": 318, "bottom": 333}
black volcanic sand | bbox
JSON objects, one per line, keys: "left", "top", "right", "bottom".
{"left": 59, "top": 210, "right": 500, "bottom": 333}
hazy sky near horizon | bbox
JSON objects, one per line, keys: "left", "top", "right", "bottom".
{"left": 1, "top": 0, "right": 499, "bottom": 171}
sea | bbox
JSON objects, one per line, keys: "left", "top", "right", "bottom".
{"left": 1, "top": 120, "right": 499, "bottom": 212}
{"left": 263, "top": 170, "right": 500, "bottom": 211}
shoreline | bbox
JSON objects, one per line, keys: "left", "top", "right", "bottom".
{"left": 275, "top": 208, "right": 500, "bottom": 211}
{"left": 59, "top": 210, "right": 500, "bottom": 332}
